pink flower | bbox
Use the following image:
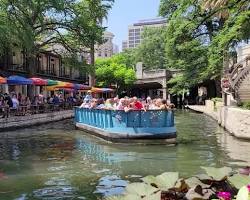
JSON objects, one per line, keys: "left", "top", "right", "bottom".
{"left": 217, "top": 192, "right": 231, "bottom": 200}
{"left": 247, "top": 184, "right": 250, "bottom": 192}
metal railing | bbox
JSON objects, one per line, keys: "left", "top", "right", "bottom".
{"left": 0, "top": 102, "right": 79, "bottom": 118}
{"left": 74, "top": 107, "right": 175, "bottom": 129}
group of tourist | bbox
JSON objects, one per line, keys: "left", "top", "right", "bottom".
{"left": 0, "top": 92, "right": 82, "bottom": 118}
{"left": 80, "top": 91, "right": 175, "bottom": 111}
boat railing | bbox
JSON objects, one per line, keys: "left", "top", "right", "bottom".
{"left": 74, "top": 107, "right": 175, "bottom": 129}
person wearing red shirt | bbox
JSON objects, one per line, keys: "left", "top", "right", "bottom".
{"left": 133, "top": 97, "right": 143, "bottom": 110}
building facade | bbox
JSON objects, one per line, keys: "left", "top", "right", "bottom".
{"left": 122, "top": 40, "right": 128, "bottom": 51}
{"left": 125, "top": 18, "right": 167, "bottom": 49}
{"left": 0, "top": 49, "right": 90, "bottom": 94}
{"left": 95, "top": 31, "right": 118, "bottom": 59}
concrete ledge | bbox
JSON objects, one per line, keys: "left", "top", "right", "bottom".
{"left": 76, "top": 123, "right": 177, "bottom": 145}
{"left": 0, "top": 110, "right": 74, "bottom": 131}
{"left": 218, "top": 107, "right": 250, "bottom": 139}
{"left": 188, "top": 104, "right": 250, "bottom": 140}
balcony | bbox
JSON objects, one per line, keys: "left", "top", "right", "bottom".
{"left": 37, "top": 69, "right": 57, "bottom": 77}
{"left": 8, "top": 64, "right": 28, "bottom": 73}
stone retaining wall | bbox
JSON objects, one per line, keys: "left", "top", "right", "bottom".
{"left": 0, "top": 110, "right": 74, "bottom": 131}
{"left": 218, "top": 107, "right": 250, "bottom": 139}
{"left": 189, "top": 101, "right": 250, "bottom": 139}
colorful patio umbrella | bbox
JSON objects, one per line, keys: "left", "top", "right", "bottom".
{"left": 74, "top": 84, "right": 91, "bottom": 90}
{"left": 91, "top": 87, "right": 114, "bottom": 93}
{"left": 47, "top": 79, "right": 58, "bottom": 86}
{"left": 30, "top": 77, "right": 48, "bottom": 86}
{"left": 7, "top": 75, "right": 32, "bottom": 85}
{"left": 56, "top": 81, "right": 74, "bottom": 89}
{"left": 0, "top": 76, "right": 6, "bottom": 84}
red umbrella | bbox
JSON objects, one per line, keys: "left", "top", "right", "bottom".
{"left": 30, "top": 77, "right": 48, "bottom": 86}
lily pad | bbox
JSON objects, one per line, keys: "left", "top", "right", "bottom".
{"left": 195, "top": 174, "right": 212, "bottom": 180}
{"left": 143, "top": 191, "right": 161, "bottom": 200}
{"left": 125, "top": 183, "right": 159, "bottom": 197}
{"left": 106, "top": 194, "right": 141, "bottom": 200}
{"left": 228, "top": 174, "right": 250, "bottom": 189}
{"left": 201, "top": 166, "right": 232, "bottom": 181}
{"left": 185, "top": 177, "right": 210, "bottom": 189}
{"left": 185, "top": 185, "right": 214, "bottom": 200}
{"left": 236, "top": 186, "right": 250, "bottom": 200}
{"left": 142, "top": 172, "right": 179, "bottom": 190}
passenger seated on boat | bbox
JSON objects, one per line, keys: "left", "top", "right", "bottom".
{"left": 160, "top": 99, "right": 169, "bottom": 110}
{"left": 79, "top": 99, "right": 91, "bottom": 108}
{"left": 90, "top": 98, "right": 98, "bottom": 109}
{"left": 96, "top": 99, "right": 105, "bottom": 109}
{"left": 116, "top": 98, "right": 126, "bottom": 110}
{"left": 104, "top": 98, "right": 114, "bottom": 110}
{"left": 132, "top": 97, "right": 143, "bottom": 110}
{"left": 83, "top": 90, "right": 93, "bottom": 103}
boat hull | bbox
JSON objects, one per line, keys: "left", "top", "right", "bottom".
{"left": 74, "top": 108, "right": 177, "bottom": 144}
{"left": 75, "top": 122, "right": 176, "bottom": 144}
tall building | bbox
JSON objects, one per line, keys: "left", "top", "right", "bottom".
{"left": 126, "top": 18, "right": 167, "bottom": 49}
{"left": 122, "top": 40, "right": 128, "bottom": 51}
{"left": 95, "top": 31, "right": 117, "bottom": 59}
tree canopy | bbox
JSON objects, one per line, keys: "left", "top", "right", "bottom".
{"left": 136, "top": 27, "right": 167, "bottom": 69}
{"left": 95, "top": 54, "right": 136, "bottom": 93}
{"left": 159, "top": 0, "right": 250, "bottom": 94}
{"left": 0, "top": 0, "right": 113, "bottom": 75}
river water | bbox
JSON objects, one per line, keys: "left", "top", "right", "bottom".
{"left": 0, "top": 110, "right": 250, "bottom": 200}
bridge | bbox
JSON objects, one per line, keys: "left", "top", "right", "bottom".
{"left": 131, "top": 62, "right": 180, "bottom": 99}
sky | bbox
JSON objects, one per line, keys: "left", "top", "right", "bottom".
{"left": 105, "top": 0, "right": 161, "bottom": 51}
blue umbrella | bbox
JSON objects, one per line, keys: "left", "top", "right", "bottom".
{"left": 7, "top": 75, "right": 33, "bottom": 85}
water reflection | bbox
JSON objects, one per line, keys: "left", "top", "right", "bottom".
{"left": 0, "top": 111, "right": 249, "bottom": 200}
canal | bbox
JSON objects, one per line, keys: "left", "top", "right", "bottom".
{"left": 0, "top": 110, "right": 249, "bottom": 200}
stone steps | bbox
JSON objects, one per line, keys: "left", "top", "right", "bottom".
{"left": 238, "top": 75, "right": 250, "bottom": 101}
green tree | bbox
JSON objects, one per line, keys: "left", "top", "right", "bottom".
{"left": 136, "top": 27, "right": 167, "bottom": 69}
{"left": 0, "top": 0, "right": 113, "bottom": 76}
{"left": 159, "top": 0, "right": 250, "bottom": 94}
{"left": 95, "top": 55, "right": 136, "bottom": 93}
{"left": 72, "top": 0, "right": 114, "bottom": 86}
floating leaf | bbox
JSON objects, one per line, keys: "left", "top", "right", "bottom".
{"left": 185, "top": 177, "right": 210, "bottom": 189}
{"left": 228, "top": 174, "right": 250, "bottom": 189}
{"left": 236, "top": 186, "right": 250, "bottom": 200}
{"left": 106, "top": 194, "right": 141, "bottom": 200}
{"left": 125, "top": 183, "right": 158, "bottom": 197}
{"left": 201, "top": 167, "right": 232, "bottom": 181}
{"left": 143, "top": 191, "right": 161, "bottom": 200}
{"left": 142, "top": 172, "right": 179, "bottom": 191}
{"left": 185, "top": 185, "right": 214, "bottom": 200}
{"left": 195, "top": 174, "right": 212, "bottom": 180}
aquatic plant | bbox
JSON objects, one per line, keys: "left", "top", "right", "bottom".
{"left": 105, "top": 166, "right": 250, "bottom": 200}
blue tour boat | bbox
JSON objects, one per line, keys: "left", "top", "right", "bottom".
{"left": 74, "top": 107, "right": 177, "bottom": 144}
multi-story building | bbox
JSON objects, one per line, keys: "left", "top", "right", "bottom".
{"left": 95, "top": 31, "right": 118, "bottom": 59}
{"left": 125, "top": 18, "right": 167, "bottom": 49}
{"left": 0, "top": 48, "right": 90, "bottom": 94}
{"left": 122, "top": 40, "right": 128, "bottom": 51}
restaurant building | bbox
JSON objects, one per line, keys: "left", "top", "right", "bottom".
{"left": 0, "top": 48, "right": 90, "bottom": 95}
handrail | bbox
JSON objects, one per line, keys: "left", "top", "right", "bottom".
{"left": 74, "top": 107, "right": 175, "bottom": 129}
{"left": 229, "top": 56, "right": 250, "bottom": 90}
